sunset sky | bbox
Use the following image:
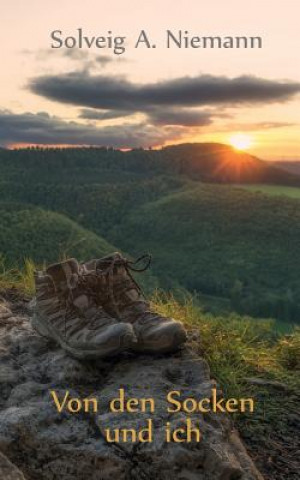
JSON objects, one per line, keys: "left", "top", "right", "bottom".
{"left": 0, "top": 0, "right": 299, "bottom": 159}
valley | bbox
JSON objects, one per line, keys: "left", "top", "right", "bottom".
{"left": 0, "top": 143, "right": 300, "bottom": 325}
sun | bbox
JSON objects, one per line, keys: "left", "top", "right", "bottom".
{"left": 229, "top": 133, "right": 253, "bottom": 151}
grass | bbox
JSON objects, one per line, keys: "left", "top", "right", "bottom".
{"left": 0, "top": 256, "right": 36, "bottom": 294}
{"left": 238, "top": 184, "right": 300, "bottom": 199}
{"left": 153, "top": 291, "right": 299, "bottom": 395}
{"left": 153, "top": 291, "right": 300, "bottom": 478}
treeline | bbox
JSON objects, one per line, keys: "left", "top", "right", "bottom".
{"left": 1, "top": 143, "right": 299, "bottom": 186}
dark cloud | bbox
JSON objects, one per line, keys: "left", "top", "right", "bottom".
{"left": 79, "top": 108, "right": 133, "bottom": 120}
{"left": 79, "top": 106, "right": 216, "bottom": 126}
{"left": 0, "top": 109, "right": 295, "bottom": 148}
{"left": 29, "top": 72, "right": 300, "bottom": 127}
{"left": 147, "top": 108, "right": 214, "bottom": 126}
{"left": 0, "top": 110, "right": 182, "bottom": 148}
{"left": 29, "top": 72, "right": 300, "bottom": 114}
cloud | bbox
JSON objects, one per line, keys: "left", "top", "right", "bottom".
{"left": 5, "top": 71, "right": 299, "bottom": 147}
{"left": 21, "top": 48, "right": 116, "bottom": 69}
{"left": 216, "top": 121, "right": 297, "bottom": 132}
{"left": 0, "top": 109, "right": 295, "bottom": 149}
{"left": 0, "top": 110, "right": 182, "bottom": 148}
{"left": 79, "top": 108, "right": 133, "bottom": 120}
{"left": 94, "top": 55, "right": 115, "bottom": 66}
{"left": 146, "top": 107, "right": 215, "bottom": 126}
{"left": 29, "top": 72, "right": 300, "bottom": 114}
{"left": 62, "top": 50, "right": 114, "bottom": 68}
{"left": 79, "top": 106, "right": 218, "bottom": 126}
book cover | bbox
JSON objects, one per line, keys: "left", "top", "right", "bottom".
{"left": 0, "top": 1, "right": 299, "bottom": 479}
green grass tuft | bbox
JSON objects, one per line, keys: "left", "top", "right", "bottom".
{"left": 152, "top": 291, "right": 299, "bottom": 397}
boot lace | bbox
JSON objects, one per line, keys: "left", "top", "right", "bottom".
{"left": 95, "top": 253, "right": 152, "bottom": 318}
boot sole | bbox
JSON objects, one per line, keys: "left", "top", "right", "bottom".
{"left": 31, "top": 312, "right": 136, "bottom": 359}
{"left": 132, "top": 326, "right": 187, "bottom": 354}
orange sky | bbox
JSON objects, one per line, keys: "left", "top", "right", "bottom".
{"left": 0, "top": 0, "right": 299, "bottom": 159}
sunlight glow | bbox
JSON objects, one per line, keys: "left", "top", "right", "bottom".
{"left": 229, "top": 134, "right": 253, "bottom": 151}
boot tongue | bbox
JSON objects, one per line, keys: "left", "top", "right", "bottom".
{"left": 93, "top": 252, "right": 143, "bottom": 307}
{"left": 46, "top": 258, "right": 79, "bottom": 291}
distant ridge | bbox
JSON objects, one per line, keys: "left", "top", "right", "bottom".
{"left": 1, "top": 142, "right": 299, "bottom": 187}
{"left": 161, "top": 143, "right": 300, "bottom": 186}
{"left": 270, "top": 160, "right": 300, "bottom": 176}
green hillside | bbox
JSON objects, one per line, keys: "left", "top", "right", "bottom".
{"left": 0, "top": 203, "right": 116, "bottom": 266}
{"left": 239, "top": 184, "right": 300, "bottom": 199}
{"left": 110, "top": 185, "right": 300, "bottom": 322}
{"left": 0, "top": 176, "right": 187, "bottom": 236}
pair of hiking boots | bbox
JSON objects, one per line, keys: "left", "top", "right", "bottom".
{"left": 32, "top": 252, "right": 187, "bottom": 359}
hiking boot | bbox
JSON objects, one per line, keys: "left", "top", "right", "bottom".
{"left": 83, "top": 253, "right": 187, "bottom": 354}
{"left": 32, "top": 258, "right": 137, "bottom": 359}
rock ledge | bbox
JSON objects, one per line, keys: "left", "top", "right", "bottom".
{"left": 0, "top": 296, "right": 263, "bottom": 480}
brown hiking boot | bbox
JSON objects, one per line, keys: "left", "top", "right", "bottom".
{"left": 32, "top": 258, "right": 136, "bottom": 359}
{"left": 83, "top": 253, "right": 187, "bottom": 354}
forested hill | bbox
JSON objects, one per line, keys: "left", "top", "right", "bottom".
{"left": 1, "top": 143, "right": 300, "bottom": 323}
{"left": 161, "top": 144, "right": 300, "bottom": 185}
{"left": 0, "top": 143, "right": 299, "bottom": 186}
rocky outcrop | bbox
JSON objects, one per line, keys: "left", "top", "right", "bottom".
{"left": 0, "top": 294, "right": 263, "bottom": 480}
{"left": 0, "top": 452, "right": 25, "bottom": 480}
